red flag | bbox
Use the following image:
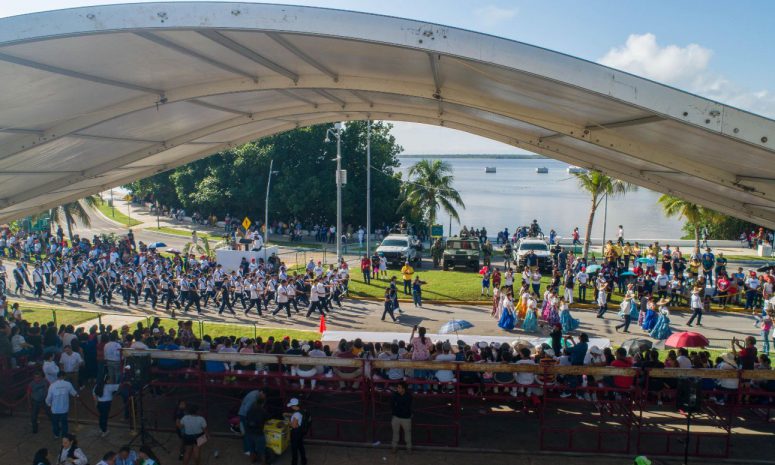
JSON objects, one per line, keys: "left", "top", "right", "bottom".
{"left": 318, "top": 315, "right": 327, "bottom": 333}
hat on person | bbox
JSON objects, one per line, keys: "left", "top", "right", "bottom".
{"left": 302, "top": 344, "right": 311, "bottom": 352}
{"left": 152, "top": 328, "right": 160, "bottom": 334}
{"left": 476, "top": 341, "right": 488, "bottom": 350}
{"left": 721, "top": 352, "right": 737, "bottom": 366}
{"left": 286, "top": 398, "right": 300, "bottom": 408}
{"left": 589, "top": 345, "right": 603, "bottom": 355}
{"left": 656, "top": 297, "right": 671, "bottom": 306}
{"left": 314, "top": 341, "right": 323, "bottom": 349}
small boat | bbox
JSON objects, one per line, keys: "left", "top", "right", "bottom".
{"left": 567, "top": 166, "right": 587, "bottom": 174}
{"left": 535, "top": 167, "right": 548, "bottom": 174}
{"left": 485, "top": 166, "right": 497, "bottom": 173}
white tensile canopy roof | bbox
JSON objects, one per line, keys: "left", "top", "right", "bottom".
{"left": 0, "top": 2, "right": 774, "bottom": 226}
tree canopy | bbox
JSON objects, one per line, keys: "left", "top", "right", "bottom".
{"left": 126, "top": 121, "right": 404, "bottom": 229}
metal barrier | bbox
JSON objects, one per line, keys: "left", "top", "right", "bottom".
{"left": 107, "top": 350, "right": 775, "bottom": 458}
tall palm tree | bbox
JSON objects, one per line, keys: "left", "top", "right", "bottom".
{"left": 399, "top": 159, "right": 465, "bottom": 230}
{"left": 47, "top": 196, "right": 99, "bottom": 243}
{"left": 658, "top": 195, "right": 719, "bottom": 252}
{"left": 573, "top": 170, "right": 637, "bottom": 260}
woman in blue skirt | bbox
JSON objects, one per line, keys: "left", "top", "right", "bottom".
{"left": 522, "top": 293, "right": 539, "bottom": 333}
{"left": 497, "top": 289, "right": 516, "bottom": 331}
{"left": 650, "top": 299, "right": 673, "bottom": 340}
{"left": 559, "top": 297, "right": 580, "bottom": 332}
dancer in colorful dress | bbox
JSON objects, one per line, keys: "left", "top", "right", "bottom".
{"left": 517, "top": 284, "right": 529, "bottom": 321}
{"left": 497, "top": 288, "right": 516, "bottom": 331}
{"left": 650, "top": 299, "right": 673, "bottom": 340}
{"left": 544, "top": 293, "right": 561, "bottom": 327}
{"left": 541, "top": 288, "right": 555, "bottom": 321}
{"left": 641, "top": 296, "right": 658, "bottom": 331}
{"left": 522, "top": 292, "right": 539, "bottom": 333}
{"left": 559, "top": 296, "right": 580, "bottom": 332}
{"left": 491, "top": 286, "right": 501, "bottom": 318}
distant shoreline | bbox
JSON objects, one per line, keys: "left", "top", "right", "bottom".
{"left": 398, "top": 154, "right": 547, "bottom": 160}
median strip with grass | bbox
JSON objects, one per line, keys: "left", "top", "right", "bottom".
{"left": 95, "top": 199, "right": 142, "bottom": 227}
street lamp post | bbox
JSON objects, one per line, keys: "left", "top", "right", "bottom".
{"left": 366, "top": 119, "right": 372, "bottom": 258}
{"left": 326, "top": 122, "right": 344, "bottom": 263}
{"left": 265, "top": 159, "right": 278, "bottom": 251}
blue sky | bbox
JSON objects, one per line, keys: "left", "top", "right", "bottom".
{"left": 3, "top": 1, "right": 773, "bottom": 153}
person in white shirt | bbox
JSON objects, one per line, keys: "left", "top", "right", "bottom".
{"left": 272, "top": 280, "right": 292, "bottom": 317}
{"left": 687, "top": 287, "right": 704, "bottom": 327}
{"left": 43, "top": 352, "right": 60, "bottom": 384}
{"left": 93, "top": 375, "right": 121, "bottom": 436}
{"left": 103, "top": 335, "right": 123, "bottom": 383}
{"left": 57, "top": 434, "right": 88, "bottom": 465}
{"left": 433, "top": 342, "right": 457, "bottom": 385}
{"left": 575, "top": 269, "right": 589, "bottom": 302}
{"left": 46, "top": 372, "right": 78, "bottom": 438}
{"left": 675, "top": 348, "right": 693, "bottom": 369}
{"left": 59, "top": 345, "right": 84, "bottom": 388}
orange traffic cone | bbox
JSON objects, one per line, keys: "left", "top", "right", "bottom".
{"left": 319, "top": 315, "right": 327, "bottom": 333}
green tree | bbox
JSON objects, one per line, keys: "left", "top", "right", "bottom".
{"left": 658, "top": 195, "right": 721, "bottom": 251}
{"left": 47, "top": 196, "right": 99, "bottom": 243}
{"left": 127, "top": 122, "right": 404, "bottom": 231}
{"left": 399, "top": 159, "right": 465, "bottom": 230}
{"left": 573, "top": 170, "right": 637, "bottom": 259}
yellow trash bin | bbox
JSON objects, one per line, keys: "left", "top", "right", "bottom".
{"left": 264, "top": 419, "right": 289, "bottom": 456}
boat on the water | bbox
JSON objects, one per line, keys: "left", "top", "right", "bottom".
{"left": 567, "top": 166, "right": 587, "bottom": 174}
{"left": 535, "top": 167, "right": 548, "bottom": 174}
{"left": 485, "top": 167, "right": 496, "bottom": 173}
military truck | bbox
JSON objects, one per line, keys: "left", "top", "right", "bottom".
{"left": 442, "top": 237, "right": 481, "bottom": 270}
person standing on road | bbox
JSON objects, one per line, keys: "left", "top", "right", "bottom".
{"left": 391, "top": 381, "right": 412, "bottom": 453}
{"left": 400, "top": 261, "right": 414, "bottom": 295}
{"left": 687, "top": 287, "right": 704, "bottom": 327}
{"left": 382, "top": 287, "right": 397, "bottom": 322}
{"left": 287, "top": 398, "right": 307, "bottom": 465}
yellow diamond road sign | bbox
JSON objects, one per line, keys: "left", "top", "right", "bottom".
{"left": 242, "top": 217, "right": 251, "bottom": 230}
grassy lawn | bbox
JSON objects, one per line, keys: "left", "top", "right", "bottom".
{"left": 146, "top": 226, "right": 223, "bottom": 242}
{"left": 11, "top": 301, "right": 97, "bottom": 327}
{"left": 152, "top": 317, "right": 320, "bottom": 341}
{"left": 95, "top": 199, "right": 142, "bottom": 227}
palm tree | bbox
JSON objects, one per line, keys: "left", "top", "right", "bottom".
{"left": 47, "top": 196, "right": 99, "bottom": 243}
{"left": 399, "top": 159, "right": 465, "bottom": 230}
{"left": 573, "top": 170, "right": 637, "bottom": 260}
{"left": 658, "top": 195, "right": 719, "bottom": 252}
{"left": 183, "top": 236, "right": 228, "bottom": 259}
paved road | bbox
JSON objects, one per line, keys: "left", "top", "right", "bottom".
{"left": 12, "top": 283, "right": 760, "bottom": 349}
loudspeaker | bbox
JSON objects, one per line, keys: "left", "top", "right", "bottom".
{"left": 676, "top": 377, "right": 701, "bottom": 413}
{"left": 127, "top": 355, "right": 152, "bottom": 386}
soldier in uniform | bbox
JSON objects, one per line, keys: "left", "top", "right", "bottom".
{"left": 431, "top": 238, "right": 444, "bottom": 268}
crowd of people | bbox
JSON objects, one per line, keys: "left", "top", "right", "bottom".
{"left": 0, "top": 225, "right": 360, "bottom": 324}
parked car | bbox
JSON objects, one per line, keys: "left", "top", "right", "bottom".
{"left": 376, "top": 234, "right": 422, "bottom": 267}
{"left": 442, "top": 237, "right": 481, "bottom": 270}
{"left": 512, "top": 238, "right": 552, "bottom": 271}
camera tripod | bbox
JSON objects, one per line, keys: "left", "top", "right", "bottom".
{"left": 128, "top": 384, "right": 167, "bottom": 451}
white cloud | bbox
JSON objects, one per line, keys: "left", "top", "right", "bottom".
{"left": 599, "top": 33, "right": 775, "bottom": 118}
{"left": 599, "top": 33, "right": 712, "bottom": 85}
{"left": 473, "top": 5, "right": 518, "bottom": 27}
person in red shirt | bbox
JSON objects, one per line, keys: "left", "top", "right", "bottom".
{"left": 610, "top": 347, "right": 634, "bottom": 389}
{"left": 492, "top": 268, "right": 502, "bottom": 290}
{"left": 360, "top": 255, "right": 371, "bottom": 284}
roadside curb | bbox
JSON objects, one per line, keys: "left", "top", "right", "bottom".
{"left": 90, "top": 202, "right": 132, "bottom": 228}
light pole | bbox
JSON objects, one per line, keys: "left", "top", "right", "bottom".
{"left": 110, "top": 188, "right": 115, "bottom": 217}
{"left": 265, "top": 159, "right": 278, "bottom": 251}
{"left": 601, "top": 192, "right": 609, "bottom": 254}
{"left": 366, "top": 119, "right": 372, "bottom": 258}
{"left": 325, "top": 122, "right": 344, "bottom": 263}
